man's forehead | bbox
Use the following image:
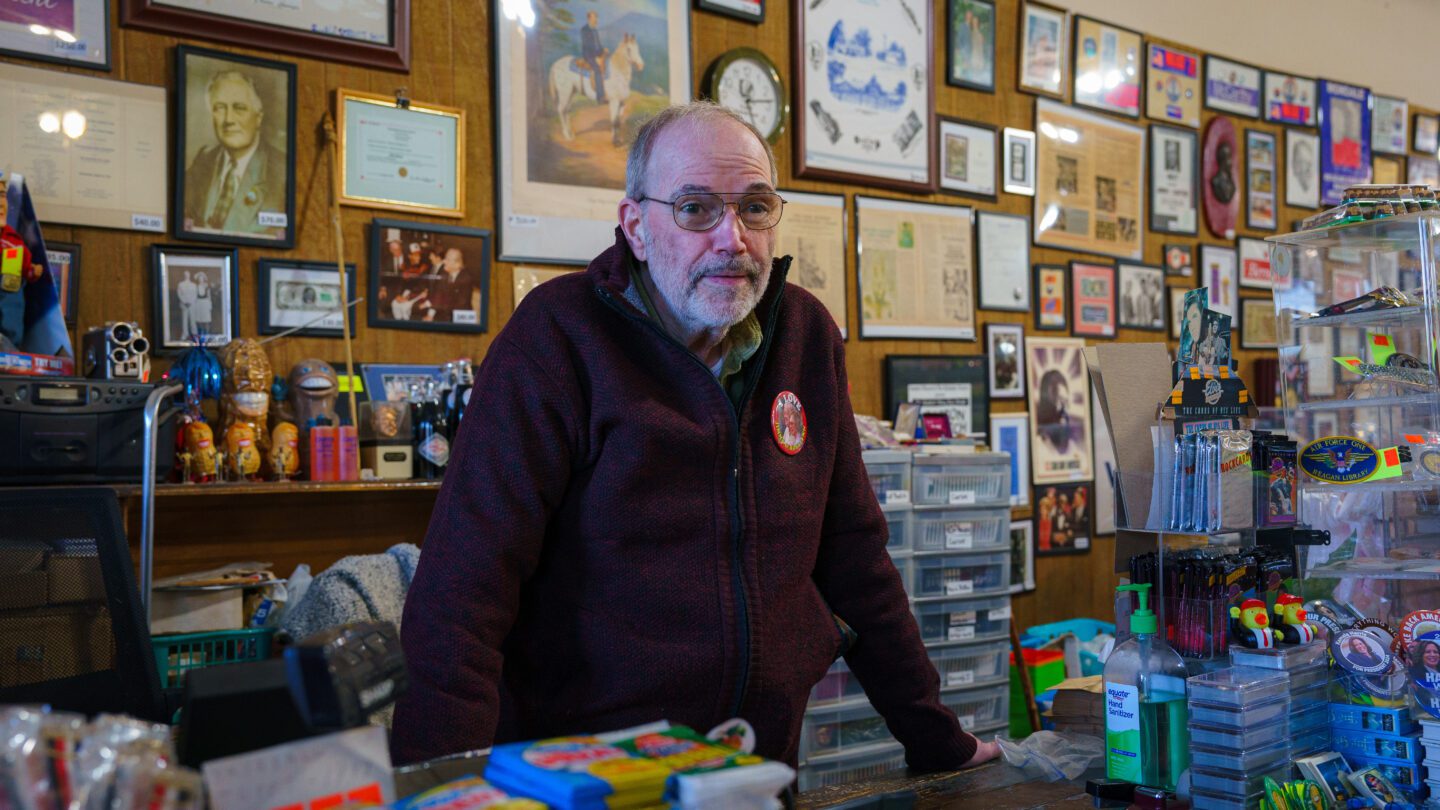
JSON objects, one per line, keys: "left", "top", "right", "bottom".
{"left": 649, "top": 118, "right": 772, "bottom": 192}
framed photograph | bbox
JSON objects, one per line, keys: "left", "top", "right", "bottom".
{"left": 360, "top": 364, "right": 447, "bottom": 403}
{"left": 1149, "top": 124, "right": 1198, "bottom": 235}
{"left": 1008, "top": 520, "right": 1036, "bottom": 592}
{"left": 256, "top": 260, "right": 357, "bottom": 338}
{"left": 1202, "top": 115, "right": 1240, "bottom": 240}
{"left": 938, "top": 118, "right": 997, "bottom": 198}
{"left": 1373, "top": 154, "right": 1405, "bottom": 186}
{"left": 1319, "top": 79, "right": 1372, "bottom": 205}
{"left": 1238, "top": 236, "right": 1272, "bottom": 290}
{"left": 1415, "top": 113, "right": 1439, "bottom": 155}
{"left": 1002, "top": 128, "right": 1037, "bottom": 196}
{"left": 1027, "top": 336, "right": 1091, "bottom": 484}
{"left": 44, "top": 241, "right": 80, "bottom": 327}
{"left": 1033, "top": 99, "right": 1146, "bottom": 261}
{"left": 495, "top": 0, "right": 690, "bottom": 264}
{"left": 1204, "top": 55, "right": 1261, "bottom": 119}
{"left": 775, "top": 190, "right": 849, "bottom": 336}
{"left": 1070, "top": 15, "right": 1141, "bottom": 119}
{"left": 1287, "top": 129, "right": 1322, "bottom": 209}
{"left": 883, "top": 355, "right": 988, "bottom": 438}
{"left": 697, "top": 0, "right": 763, "bottom": 23}
{"left": 1117, "top": 262, "right": 1164, "bottom": 332}
{"left": 1163, "top": 243, "right": 1193, "bottom": 279}
{"left": 121, "top": 0, "right": 409, "bottom": 71}
{"left": 1144, "top": 43, "right": 1200, "bottom": 129}
{"left": 1246, "top": 129, "right": 1278, "bottom": 231}
{"left": 856, "top": 196, "right": 975, "bottom": 340}
{"left": 1263, "top": 71, "right": 1317, "bottom": 127}
{"left": 1200, "top": 243, "right": 1238, "bottom": 318}
{"left": 173, "top": 45, "right": 296, "bottom": 248}
{"left": 1169, "top": 287, "right": 1187, "bottom": 340}
{"left": 794, "top": 0, "right": 933, "bottom": 192}
{"left": 369, "top": 218, "right": 491, "bottom": 333}
{"left": 986, "top": 324, "right": 1025, "bottom": 399}
{"left": 1410, "top": 156, "right": 1440, "bottom": 188}
{"left": 992, "top": 414, "right": 1030, "bottom": 507}
{"left": 150, "top": 244, "right": 239, "bottom": 353}
{"left": 1016, "top": 1, "right": 1066, "bottom": 99}
{"left": 1035, "top": 481, "right": 1091, "bottom": 554}
{"left": 513, "top": 266, "right": 575, "bottom": 311}
{"left": 0, "top": 0, "right": 109, "bottom": 69}
{"left": 1070, "top": 261, "right": 1116, "bottom": 339}
{"left": 947, "top": 0, "right": 995, "bottom": 92}
{"left": 1240, "top": 298, "right": 1277, "bottom": 349}
{"left": 1372, "top": 95, "right": 1409, "bottom": 156}
{"left": 1033, "top": 263, "right": 1067, "bottom": 331}
{"left": 338, "top": 88, "right": 465, "bottom": 218}
{"left": 977, "top": 211, "right": 1031, "bottom": 312}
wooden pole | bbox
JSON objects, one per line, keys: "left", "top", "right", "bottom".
{"left": 321, "top": 112, "right": 360, "bottom": 431}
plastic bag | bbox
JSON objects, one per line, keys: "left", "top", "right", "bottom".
{"left": 996, "top": 731, "right": 1104, "bottom": 781}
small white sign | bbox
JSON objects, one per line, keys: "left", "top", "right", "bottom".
{"left": 452, "top": 310, "right": 479, "bottom": 324}
{"left": 948, "top": 625, "right": 976, "bottom": 642}
{"left": 258, "top": 211, "right": 289, "bottom": 227}
{"left": 131, "top": 213, "right": 164, "bottom": 231}
{"left": 944, "top": 522, "right": 974, "bottom": 550}
{"left": 958, "top": 714, "right": 976, "bottom": 729}
{"left": 947, "top": 670, "right": 976, "bottom": 687}
{"left": 885, "top": 490, "right": 911, "bottom": 505}
{"left": 946, "top": 579, "right": 975, "bottom": 596}
{"left": 949, "top": 490, "right": 977, "bottom": 505}
{"left": 507, "top": 214, "right": 540, "bottom": 227}
{"left": 990, "top": 605, "right": 1012, "bottom": 621}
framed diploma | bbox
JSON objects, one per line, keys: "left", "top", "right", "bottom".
{"left": 338, "top": 89, "right": 465, "bottom": 218}
{"left": 775, "top": 190, "right": 849, "bottom": 336}
{"left": 1263, "top": 71, "right": 1317, "bottom": 127}
{"left": 1070, "top": 15, "right": 1141, "bottom": 119}
{"left": 1148, "top": 124, "right": 1198, "bottom": 235}
{"left": 1371, "top": 95, "right": 1409, "bottom": 156}
{"left": 856, "top": 196, "right": 975, "bottom": 340}
{"left": 1319, "top": 79, "right": 1371, "bottom": 206}
{"left": 1033, "top": 98, "right": 1146, "bottom": 262}
{"left": 1144, "top": 43, "right": 1200, "bottom": 129}
{"left": 1204, "top": 55, "right": 1261, "bottom": 119}
{"left": 1245, "top": 129, "right": 1277, "bottom": 231}
{"left": 938, "top": 118, "right": 998, "bottom": 199}
{"left": 0, "top": 0, "right": 109, "bottom": 69}
{"left": 976, "top": 210, "right": 1031, "bottom": 312}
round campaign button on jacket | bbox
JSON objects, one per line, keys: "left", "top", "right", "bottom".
{"left": 771, "top": 391, "right": 806, "bottom": 455}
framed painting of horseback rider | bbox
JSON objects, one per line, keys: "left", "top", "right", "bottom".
{"left": 336, "top": 88, "right": 467, "bottom": 218}
{"left": 494, "top": 0, "right": 692, "bottom": 264}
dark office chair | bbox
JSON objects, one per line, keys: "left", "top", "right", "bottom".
{"left": 0, "top": 487, "right": 165, "bottom": 721}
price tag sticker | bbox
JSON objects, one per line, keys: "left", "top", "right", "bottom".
{"left": 944, "top": 522, "right": 974, "bottom": 550}
{"left": 507, "top": 215, "right": 540, "bottom": 228}
{"left": 948, "top": 490, "right": 978, "bottom": 506}
{"left": 947, "top": 670, "right": 975, "bottom": 687}
{"left": 990, "top": 605, "right": 1012, "bottom": 621}
{"left": 257, "top": 211, "right": 288, "bottom": 227}
{"left": 131, "top": 213, "right": 164, "bottom": 231}
{"left": 948, "top": 625, "right": 976, "bottom": 642}
{"left": 885, "top": 490, "right": 911, "bottom": 505}
{"left": 945, "top": 579, "right": 974, "bottom": 596}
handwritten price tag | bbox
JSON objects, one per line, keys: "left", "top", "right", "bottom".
{"left": 949, "top": 491, "right": 977, "bottom": 505}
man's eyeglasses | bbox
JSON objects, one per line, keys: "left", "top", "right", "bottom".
{"left": 637, "top": 192, "right": 786, "bottom": 232}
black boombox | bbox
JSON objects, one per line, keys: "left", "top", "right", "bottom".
{"left": 0, "top": 377, "right": 176, "bottom": 483}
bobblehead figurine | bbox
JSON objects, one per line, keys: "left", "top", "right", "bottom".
{"left": 1273, "top": 593, "right": 1319, "bottom": 644}
{"left": 0, "top": 178, "right": 44, "bottom": 349}
{"left": 1231, "top": 598, "right": 1277, "bottom": 649}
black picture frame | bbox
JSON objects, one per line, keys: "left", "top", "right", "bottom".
{"left": 256, "top": 259, "right": 358, "bottom": 338}
{"left": 1117, "top": 262, "right": 1166, "bottom": 332}
{"left": 1202, "top": 54, "right": 1263, "bottom": 120}
{"left": 946, "top": 0, "right": 996, "bottom": 93}
{"left": 368, "top": 218, "right": 491, "bottom": 334}
{"left": 1239, "top": 298, "right": 1278, "bottom": 350}
{"left": 1069, "top": 260, "right": 1116, "bottom": 340}
{"left": 1245, "top": 128, "right": 1279, "bottom": 232}
{"left": 1069, "top": 15, "right": 1143, "bottom": 120}
{"left": 172, "top": 45, "right": 297, "bottom": 249}
{"left": 1033, "top": 480, "right": 1093, "bottom": 556}
{"left": 882, "top": 354, "right": 989, "bottom": 437}
{"left": 1163, "top": 243, "right": 1194, "bottom": 279}
{"left": 937, "top": 116, "right": 999, "bottom": 200}
{"left": 1148, "top": 124, "right": 1199, "bottom": 236}
{"left": 1032, "top": 263, "right": 1068, "bottom": 332}
{"left": 149, "top": 244, "right": 240, "bottom": 355}
{"left": 1015, "top": 0, "right": 1067, "bottom": 101}
{"left": 695, "top": 0, "right": 764, "bottom": 23}
{"left": 0, "top": 0, "right": 111, "bottom": 70}
{"left": 43, "top": 240, "right": 81, "bottom": 327}
{"left": 1414, "top": 113, "right": 1440, "bottom": 155}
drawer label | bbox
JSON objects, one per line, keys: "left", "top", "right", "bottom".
{"left": 948, "top": 490, "right": 978, "bottom": 505}
{"left": 947, "top": 670, "right": 976, "bottom": 687}
{"left": 946, "top": 579, "right": 974, "bottom": 596}
{"left": 885, "top": 490, "right": 911, "bottom": 505}
{"left": 944, "top": 522, "right": 974, "bottom": 549}
{"left": 990, "top": 605, "right": 1012, "bottom": 621}
{"left": 948, "top": 625, "right": 976, "bottom": 642}
{"left": 957, "top": 714, "right": 976, "bottom": 729}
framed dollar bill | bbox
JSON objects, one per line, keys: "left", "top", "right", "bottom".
{"left": 794, "top": 0, "right": 935, "bottom": 192}
{"left": 0, "top": 0, "right": 109, "bottom": 69}
{"left": 257, "top": 259, "right": 357, "bottom": 338}
{"left": 1034, "top": 98, "right": 1146, "bottom": 261}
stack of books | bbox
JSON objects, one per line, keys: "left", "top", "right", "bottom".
{"left": 1045, "top": 675, "right": 1104, "bottom": 737}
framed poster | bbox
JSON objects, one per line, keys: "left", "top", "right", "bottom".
{"left": 947, "top": 0, "right": 995, "bottom": 92}
{"left": 1204, "top": 55, "right": 1261, "bottom": 119}
{"left": 1149, "top": 124, "right": 1198, "bottom": 235}
{"left": 1200, "top": 243, "right": 1238, "bottom": 318}
{"left": 1036, "top": 481, "right": 1090, "bottom": 555}
{"left": 1319, "top": 79, "right": 1371, "bottom": 206}
{"left": 0, "top": 63, "right": 166, "bottom": 232}
{"left": 1409, "top": 156, "right": 1440, "bottom": 189}
{"left": 882, "top": 355, "right": 988, "bottom": 438}
{"left": 1415, "top": 114, "right": 1439, "bottom": 155}
{"left": 1002, "top": 128, "right": 1037, "bottom": 196}
{"left": 1070, "top": 16, "right": 1141, "bottom": 119}
{"left": 992, "top": 414, "right": 1031, "bottom": 507}
{"left": 986, "top": 323, "right": 1025, "bottom": 399}
{"left": 1246, "top": 129, "right": 1278, "bottom": 231}
{"left": 495, "top": 0, "right": 690, "bottom": 263}
{"left": 938, "top": 118, "right": 998, "bottom": 198}
{"left": 1117, "top": 262, "right": 1164, "bottom": 331}
{"left": 0, "top": 0, "right": 109, "bottom": 69}
{"left": 697, "top": 0, "right": 763, "bottom": 23}
{"left": 1373, "top": 154, "right": 1405, "bottom": 186}
{"left": 256, "top": 260, "right": 357, "bottom": 338}
{"left": 1164, "top": 243, "right": 1193, "bottom": 279}
{"left": 776, "top": 190, "right": 849, "bottom": 336}
{"left": 1238, "top": 236, "right": 1271, "bottom": 290}
{"left": 360, "top": 364, "right": 447, "bottom": 403}
{"left": 1287, "top": 129, "right": 1322, "bottom": 209}
{"left": 150, "top": 244, "right": 239, "bottom": 353}
{"left": 1372, "top": 95, "right": 1409, "bottom": 156}
{"left": 338, "top": 89, "right": 465, "bottom": 218}
{"left": 1241, "top": 297, "right": 1278, "bottom": 349}
{"left": 1202, "top": 116, "right": 1240, "bottom": 240}
{"left": 1033, "top": 99, "right": 1145, "bottom": 261}
{"left": 1092, "top": 381, "right": 1116, "bottom": 535}
{"left": 1017, "top": 1, "right": 1066, "bottom": 99}
{"left": 1144, "top": 43, "right": 1200, "bottom": 129}
{"left": 121, "top": 0, "right": 410, "bottom": 71}
{"left": 1026, "top": 336, "right": 1092, "bottom": 484}
{"left": 513, "top": 267, "right": 575, "bottom": 311}
{"left": 174, "top": 45, "right": 296, "bottom": 248}
{"left": 1009, "top": 520, "right": 1036, "bottom": 592}
{"left": 1168, "top": 286, "right": 1187, "bottom": 340}
{"left": 1033, "top": 263, "right": 1067, "bottom": 331}
{"left": 1070, "top": 261, "right": 1116, "bottom": 339}
{"left": 977, "top": 210, "right": 1031, "bottom": 312}
{"left": 857, "top": 196, "right": 975, "bottom": 339}
{"left": 44, "top": 241, "right": 80, "bottom": 327}
{"left": 369, "top": 218, "right": 491, "bottom": 334}
{"left": 1263, "top": 71, "right": 1317, "bottom": 127}
{"left": 795, "top": 0, "right": 933, "bottom": 192}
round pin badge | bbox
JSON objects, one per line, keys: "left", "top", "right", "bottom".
{"left": 771, "top": 391, "right": 807, "bottom": 455}
{"left": 1300, "top": 436, "right": 1380, "bottom": 483}
{"left": 1331, "top": 627, "right": 1394, "bottom": 676}
{"left": 1399, "top": 610, "right": 1440, "bottom": 651}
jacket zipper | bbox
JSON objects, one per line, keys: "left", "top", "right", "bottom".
{"left": 595, "top": 278, "right": 787, "bottom": 719}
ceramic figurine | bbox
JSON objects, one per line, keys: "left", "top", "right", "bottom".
{"left": 1230, "top": 598, "right": 1278, "bottom": 649}
{"left": 225, "top": 423, "right": 262, "bottom": 481}
{"left": 183, "top": 421, "right": 218, "bottom": 483}
{"left": 288, "top": 359, "right": 339, "bottom": 435}
{"left": 270, "top": 422, "right": 300, "bottom": 481}
{"left": 1272, "top": 593, "right": 1319, "bottom": 644}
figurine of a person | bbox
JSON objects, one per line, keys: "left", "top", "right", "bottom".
{"left": 0, "top": 178, "right": 44, "bottom": 349}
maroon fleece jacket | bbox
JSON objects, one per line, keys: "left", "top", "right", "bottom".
{"left": 391, "top": 229, "right": 975, "bottom": 769}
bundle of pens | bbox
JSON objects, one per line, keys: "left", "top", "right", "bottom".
{"left": 1127, "top": 548, "right": 1295, "bottom": 660}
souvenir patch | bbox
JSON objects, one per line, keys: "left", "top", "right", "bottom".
{"left": 1301, "top": 436, "right": 1379, "bottom": 483}
{"left": 771, "top": 391, "right": 806, "bottom": 455}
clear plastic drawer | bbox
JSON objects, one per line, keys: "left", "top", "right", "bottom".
{"left": 801, "top": 699, "right": 892, "bottom": 762}
{"left": 797, "top": 742, "right": 906, "bottom": 791}
{"left": 911, "top": 452, "right": 1010, "bottom": 507}
{"left": 940, "top": 683, "right": 1009, "bottom": 730}
{"left": 884, "top": 510, "right": 910, "bottom": 553}
{"left": 910, "top": 552, "right": 1010, "bottom": 598}
{"left": 864, "top": 450, "right": 912, "bottom": 508}
{"left": 929, "top": 640, "right": 1009, "bottom": 690}
{"left": 808, "top": 658, "right": 863, "bottom": 708}
{"left": 913, "top": 596, "right": 1012, "bottom": 645}
{"left": 910, "top": 507, "right": 1008, "bottom": 552}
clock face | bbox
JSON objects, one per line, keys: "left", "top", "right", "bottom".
{"left": 716, "top": 57, "right": 783, "bottom": 139}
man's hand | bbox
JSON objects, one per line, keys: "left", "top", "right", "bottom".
{"left": 961, "top": 733, "right": 1001, "bottom": 768}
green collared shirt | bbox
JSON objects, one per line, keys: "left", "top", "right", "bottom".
{"left": 630, "top": 264, "right": 762, "bottom": 406}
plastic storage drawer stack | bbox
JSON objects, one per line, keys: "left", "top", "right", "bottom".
{"left": 1230, "top": 642, "right": 1331, "bottom": 759}
{"left": 1187, "top": 667, "right": 1292, "bottom": 810}
{"left": 1328, "top": 705, "right": 1425, "bottom": 799}
{"left": 1421, "top": 719, "right": 1440, "bottom": 800}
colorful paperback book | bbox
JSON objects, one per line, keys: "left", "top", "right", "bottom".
{"left": 485, "top": 737, "right": 670, "bottom": 810}
{"left": 1329, "top": 728, "right": 1422, "bottom": 762}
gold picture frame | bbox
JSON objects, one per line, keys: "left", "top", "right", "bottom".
{"left": 336, "top": 88, "right": 466, "bottom": 219}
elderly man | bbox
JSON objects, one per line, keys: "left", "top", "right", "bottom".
{"left": 183, "top": 70, "right": 285, "bottom": 236}
{"left": 393, "top": 102, "right": 997, "bottom": 773}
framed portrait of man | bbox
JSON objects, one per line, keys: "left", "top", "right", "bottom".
{"left": 368, "top": 218, "right": 492, "bottom": 334}
{"left": 173, "top": 45, "right": 296, "bottom": 248}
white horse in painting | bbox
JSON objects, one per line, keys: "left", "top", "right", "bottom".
{"left": 548, "top": 33, "right": 645, "bottom": 145}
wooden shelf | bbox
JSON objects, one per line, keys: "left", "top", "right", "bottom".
{"left": 110, "top": 479, "right": 442, "bottom": 498}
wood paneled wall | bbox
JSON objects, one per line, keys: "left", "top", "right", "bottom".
{"left": 7, "top": 1, "right": 1433, "bottom": 632}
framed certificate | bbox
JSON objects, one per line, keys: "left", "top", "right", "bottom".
{"left": 977, "top": 211, "right": 1031, "bottom": 312}
{"left": 1149, "top": 124, "right": 1198, "bottom": 235}
{"left": 0, "top": 0, "right": 109, "bottom": 69}
{"left": 856, "top": 196, "right": 974, "bottom": 340}
{"left": 338, "top": 89, "right": 465, "bottom": 218}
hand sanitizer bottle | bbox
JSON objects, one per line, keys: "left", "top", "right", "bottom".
{"left": 1104, "top": 583, "right": 1190, "bottom": 792}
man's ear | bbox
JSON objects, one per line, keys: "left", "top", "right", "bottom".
{"left": 618, "top": 198, "right": 647, "bottom": 261}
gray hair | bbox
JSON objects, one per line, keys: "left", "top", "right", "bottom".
{"left": 625, "top": 101, "right": 776, "bottom": 200}
{"left": 206, "top": 70, "right": 264, "bottom": 114}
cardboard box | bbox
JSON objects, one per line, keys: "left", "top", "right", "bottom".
{"left": 0, "top": 605, "right": 113, "bottom": 688}
{"left": 150, "top": 589, "right": 244, "bottom": 636}
{"left": 0, "top": 571, "right": 48, "bottom": 610}
{"left": 47, "top": 554, "right": 106, "bottom": 605}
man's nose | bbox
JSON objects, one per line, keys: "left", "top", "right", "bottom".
{"left": 710, "top": 204, "right": 747, "bottom": 253}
